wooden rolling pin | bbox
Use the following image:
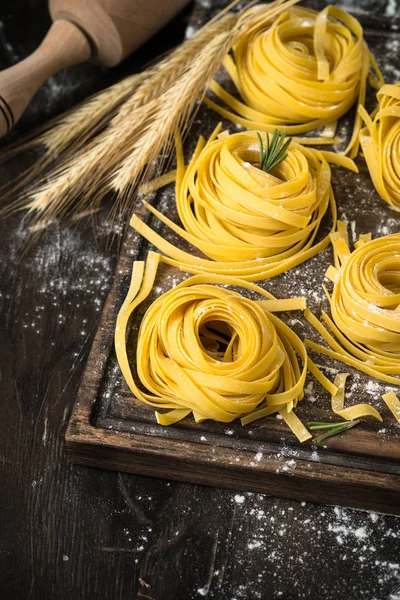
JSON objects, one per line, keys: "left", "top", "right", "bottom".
{"left": 0, "top": 0, "right": 191, "bottom": 137}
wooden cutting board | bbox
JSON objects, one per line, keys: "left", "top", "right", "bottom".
{"left": 66, "top": 0, "right": 400, "bottom": 515}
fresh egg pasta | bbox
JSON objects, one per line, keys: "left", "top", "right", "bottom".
{"left": 114, "top": 251, "right": 339, "bottom": 442}
{"left": 131, "top": 125, "right": 357, "bottom": 282}
{"left": 205, "top": 5, "right": 383, "bottom": 157}
{"left": 359, "top": 83, "right": 400, "bottom": 210}
{"left": 305, "top": 227, "right": 400, "bottom": 388}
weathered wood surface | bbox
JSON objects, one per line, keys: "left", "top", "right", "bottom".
{"left": 2, "top": 1, "right": 400, "bottom": 599}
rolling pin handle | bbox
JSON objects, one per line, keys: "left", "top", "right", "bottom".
{"left": 0, "top": 19, "right": 91, "bottom": 137}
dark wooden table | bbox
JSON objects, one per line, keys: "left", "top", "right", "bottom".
{"left": 1, "top": 1, "right": 400, "bottom": 599}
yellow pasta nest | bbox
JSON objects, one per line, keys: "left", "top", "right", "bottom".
{"left": 359, "top": 83, "right": 400, "bottom": 211}
{"left": 132, "top": 126, "right": 357, "bottom": 282}
{"left": 305, "top": 227, "right": 400, "bottom": 387}
{"left": 205, "top": 5, "right": 383, "bottom": 157}
{"left": 115, "top": 250, "right": 387, "bottom": 437}
{"left": 114, "top": 251, "right": 330, "bottom": 442}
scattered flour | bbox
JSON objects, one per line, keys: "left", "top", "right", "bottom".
{"left": 234, "top": 495, "right": 245, "bottom": 505}
{"left": 197, "top": 584, "right": 209, "bottom": 596}
{"left": 385, "top": 0, "right": 398, "bottom": 17}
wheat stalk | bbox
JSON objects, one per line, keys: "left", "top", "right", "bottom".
{"left": 42, "top": 10, "right": 237, "bottom": 150}
{"left": 111, "top": 0, "right": 299, "bottom": 198}
{"left": 17, "top": 13, "right": 238, "bottom": 223}
{"left": 2, "top": 0, "right": 300, "bottom": 227}
{"left": 40, "top": 74, "right": 143, "bottom": 153}
{"left": 24, "top": 102, "right": 150, "bottom": 220}
{"left": 111, "top": 31, "right": 235, "bottom": 193}
{"left": 1, "top": 11, "right": 236, "bottom": 210}
{"left": 24, "top": 28, "right": 235, "bottom": 223}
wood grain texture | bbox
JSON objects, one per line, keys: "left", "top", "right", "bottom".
{"left": 49, "top": 0, "right": 191, "bottom": 66}
{"left": 2, "top": 1, "right": 400, "bottom": 600}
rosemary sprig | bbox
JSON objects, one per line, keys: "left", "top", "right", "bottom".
{"left": 307, "top": 420, "right": 360, "bottom": 443}
{"left": 308, "top": 421, "right": 351, "bottom": 430}
{"left": 257, "top": 130, "right": 292, "bottom": 173}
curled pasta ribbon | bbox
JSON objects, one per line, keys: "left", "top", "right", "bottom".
{"left": 382, "top": 392, "right": 400, "bottom": 424}
{"left": 305, "top": 226, "right": 400, "bottom": 394}
{"left": 131, "top": 126, "right": 357, "bottom": 282}
{"left": 205, "top": 5, "right": 383, "bottom": 157}
{"left": 115, "top": 251, "right": 318, "bottom": 442}
{"left": 330, "top": 373, "right": 382, "bottom": 422}
{"left": 359, "top": 83, "right": 400, "bottom": 211}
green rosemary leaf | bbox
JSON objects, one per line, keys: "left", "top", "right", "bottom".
{"left": 261, "top": 131, "right": 271, "bottom": 171}
{"left": 307, "top": 421, "right": 349, "bottom": 431}
{"left": 256, "top": 132, "right": 265, "bottom": 167}
{"left": 277, "top": 136, "right": 292, "bottom": 158}
{"left": 266, "top": 152, "right": 289, "bottom": 172}
{"left": 266, "top": 130, "right": 280, "bottom": 169}
{"left": 313, "top": 420, "right": 360, "bottom": 444}
{"left": 257, "top": 129, "right": 292, "bottom": 174}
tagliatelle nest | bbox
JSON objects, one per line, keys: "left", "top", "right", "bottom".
{"left": 114, "top": 251, "right": 331, "bottom": 442}
{"left": 131, "top": 125, "right": 357, "bottom": 281}
{"left": 206, "top": 4, "right": 383, "bottom": 158}
{"left": 359, "top": 83, "right": 400, "bottom": 211}
{"left": 305, "top": 225, "right": 400, "bottom": 423}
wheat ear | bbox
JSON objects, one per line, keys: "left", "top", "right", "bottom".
{"left": 111, "top": 29, "right": 236, "bottom": 215}
{"left": 3, "top": 0, "right": 301, "bottom": 227}
{"left": 16, "top": 12, "right": 237, "bottom": 223}
{"left": 1, "top": 11, "right": 235, "bottom": 208}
